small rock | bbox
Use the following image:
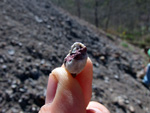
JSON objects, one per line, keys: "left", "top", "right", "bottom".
{"left": 128, "top": 105, "right": 135, "bottom": 113}
{"left": 70, "top": 29, "right": 80, "bottom": 38}
{"left": 19, "top": 111, "right": 24, "bottom": 113}
{"left": 5, "top": 89, "right": 13, "bottom": 95}
{"left": 0, "top": 94, "right": 4, "bottom": 103}
{"left": 30, "top": 68, "right": 40, "bottom": 80}
{"left": 19, "top": 88, "right": 26, "bottom": 93}
{"left": 109, "top": 88, "right": 114, "bottom": 93}
{"left": 92, "top": 92, "right": 96, "bottom": 99}
{"left": 18, "top": 42, "right": 23, "bottom": 47}
{"left": 35, "top": 16, "right": 43, "bottom": 23}
{"left": 100, "top": 56, "right": 105, "bottom": 61}
{"left": 0, "top": 96, "right": 3, "bottom": 102}
{"left": 0, "top": 58, "right": 4, "bottom": 63}
{"left": 43, "top": 16, "right": 48, "bottom": 22}
{"left": 16, "top": 69, "right": 28, "bottom": 81}
{"left": 31, "top": 106, "right": 36, "bottom": 112}
{"left": 1, "top": 109, "right": 6, "bottom": 113}
{"left": 2, "top": 65, "right": 7, "bottom": 70}
{"left": 60, "top": 21, "right": 65, "bottom": 26}
{"left": 113, "top": 96, "right": 125, "bottom": 106}
{"left": 0, "top": 42, "right": 6, "bottom": 48}
{"left": 47, "top": 25, "right": 51, "bottom": 29}
{"left": 35, "top": 63, "right": 40, "bottom": 68}
{"left": 31, "top": 106, "right": 40, "bottom": 113}
{"left": 11, "top": 108, "right": 19, "bottom": 113}
{"left": 25, "top": 56, "right": 32, "bottom": 62}
{"left": 93, "top": 62, "right": 99, "bottom": 67}
{"left": 104, "top": 76, "right": 109, "bottom": 83}
{"left": 114, "top": 75, "right": 119, "bottom": 80}
{"left": 50, "top": 16, "right": 55, "bottom": 21}
{"left": 34, "top": 93, "right": 45, "bottom": 107}
{"left": 125, "top": 99, "right": 129, "bottom": 104}
{"left": 11, "top": 84, "right": 17, "bottom": 89}
{"left": 10, "top": 40, "right": 17, "bottom": 46}
{"left": 40, "top": 59, "right": 45, "bottom": 65}
{"left": 85, "top": 31, "right": 90, "bottom": 36}
{"left": 136, "top": 99, "right": 142, "bottom": 107}
{"left": 40, "top": 63, "right": 51, "bottom": 75}
{"left": 19, "top": 94, "right": 30, "bottom": 108}
{"left": 12, "top": 79, "right": 21, "bottom": 85}
{"left": 118, "top": 97, "right": 124, "bottom": 106}
{"left": 8, "top": 49, "right": 15, "bottom": 55}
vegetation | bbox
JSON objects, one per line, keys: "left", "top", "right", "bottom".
{"left": 51, "top": 0, "right": 150, "bottom": 48}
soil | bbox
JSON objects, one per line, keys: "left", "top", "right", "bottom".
{"left": 0, "top": 0, "right": 150, "bottom": 113}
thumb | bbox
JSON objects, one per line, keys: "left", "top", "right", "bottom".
{"left": 40, "top": 67, "right": 86, "bottom": 113}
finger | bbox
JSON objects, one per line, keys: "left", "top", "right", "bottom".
{"left": 76, "top": 57, "right": 93, "bottom": 106}
{"left": 46, "top": 67, "right": 86, "bottom": 113}
{"left": 45, "top": 75, "right": 58, "bottom": 104}
{"left": 86, "top": 101, "right": 110, "bottom": 113}
{"left": 61, "top": 57, "right": 93, "bottom": 107}
{"left": 39, "top": 104, "right": 52, "bottom": 113}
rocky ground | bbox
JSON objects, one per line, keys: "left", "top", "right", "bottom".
{"left": 0, "top": 0, "right": 150, "bottom": 113}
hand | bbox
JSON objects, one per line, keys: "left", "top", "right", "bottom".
{"left": 39, "top": 58, "right": 110, "bottom": 113}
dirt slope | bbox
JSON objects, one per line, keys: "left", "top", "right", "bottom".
{"left": 0, "top": 0, "right": 150, "bottom": 113}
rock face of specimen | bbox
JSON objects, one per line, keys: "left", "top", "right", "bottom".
{"left": 64, "top": 42, "right": 87, "bottom": 77}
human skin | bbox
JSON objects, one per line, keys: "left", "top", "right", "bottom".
{"left": 39, "top": 58, "right": 110, "bottom": 113}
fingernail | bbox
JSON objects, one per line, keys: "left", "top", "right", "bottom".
{"left": 91, "top": 108, "right": 102, "bottom": 113}
{"left": 46, "top": 75, "right": 57, "bottom": 104}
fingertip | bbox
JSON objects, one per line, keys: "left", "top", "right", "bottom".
{"left": 87, "top": 101, "right": 110, "bottom": 113}
{"left": 82, "top": 57, "right": 93, "bottom": 77}
{"left": 39, "top": 104, "right": 52, "bottom": 113}
{"left": 45, "top": 74, "right": 58, "bottom": 104}
{"left": 87, "top": 57, "right": 93, "bottom": 66}
{"left": 76, "top": 57, "right": 93, "bottom": 106}
{"left": 47, "top": 67, "right": 86, "bottom": 113}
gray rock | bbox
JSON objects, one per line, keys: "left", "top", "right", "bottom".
{"left": 114, "top": 75, "right": 119, "bottom": 80}
{"left": 8, "top": 49, "right": 15, "bottom": 55}
{"left": 35, "top": 16, "right": 43, "bottom": 23}
{"left": 128, "top": 105, "right": 135, "bottom": 113}
{"left": 2, "top": 65, "right": 7, "bottom": 70}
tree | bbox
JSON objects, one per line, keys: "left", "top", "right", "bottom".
{"left": 105, "top": 0, "right": 112, "bottom": 31}
{"left": 75, "top": 0, "right": 81, "bottom": 18}
{"left": 94, "top": 0, "right": 99, "bottom": 27}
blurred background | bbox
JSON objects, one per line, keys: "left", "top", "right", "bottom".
{"left": 0, "top": 0, "right": 150, "bottom": 113}
{"left": 51, "top": 0, "right": 150, "bottom": 48}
